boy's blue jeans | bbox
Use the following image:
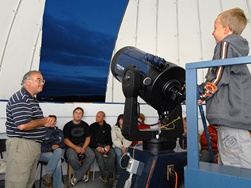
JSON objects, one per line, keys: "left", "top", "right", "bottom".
{"left": 39, "top": 148, "right": 64, "bottom": 188}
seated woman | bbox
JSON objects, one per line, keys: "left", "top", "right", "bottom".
{"left": 111, "top": 114, "right": 132, "bottom": 179}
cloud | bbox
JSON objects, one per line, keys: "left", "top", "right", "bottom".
{"left": 39, "top": 13, "right": 115, "bottom": 97}
{"left": 40, "top": 74, "right": 106, "bottom": 97}
{"left": 38, "top": 0, "right": 128, "bottom": 99}
{"left": 41, "top": 13, "right": 115, "bottom": 65}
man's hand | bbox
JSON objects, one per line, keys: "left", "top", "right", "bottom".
{"left": 96, "top": 146, "right": 104, "bottom": 153}
{"left": 17, "top": 124, "right": 26, "bottom": 130}
{"left": 74, "top": 146, "right": 84, "bottom": 154}
{"left": 121, "top": 146, "right": 126, "bottom": 154}
{"left": 103, "top": 145, "right": 110, "bottom": 153}
{"left": 52, "top": 144, "right": 59, "bottom": 150}
{"left": 18, "top": 117, "right": 54, "bottom": 130}
{"left": 44, "top": 116, "right": 55, "bottom": 127}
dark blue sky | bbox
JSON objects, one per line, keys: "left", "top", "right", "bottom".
{"left": 38, "top": 0, "right": 128, "bottom": 98}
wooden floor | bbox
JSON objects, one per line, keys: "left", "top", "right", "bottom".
{"left": 34, "top": 171, "right": 118, "bottom": 188}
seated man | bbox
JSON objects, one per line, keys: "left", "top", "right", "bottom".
{"left": 39, "top": 115, "right": 66, "bottom": 188}
{"left": 63, "top": 107, "right": 95, "bottom": 186}
{"left": 90, "top": 111, "right": 115, "bottom": 183}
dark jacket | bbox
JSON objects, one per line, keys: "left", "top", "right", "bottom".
{"left": 90, "top": 121, "right": 112, "bottom": 149}
{"left": 41, "top": 126, "right": 65, "bottom": 152}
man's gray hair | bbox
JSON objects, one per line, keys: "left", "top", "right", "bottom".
{"left": 21, "top": 70, "right": 41, "bottom": 86}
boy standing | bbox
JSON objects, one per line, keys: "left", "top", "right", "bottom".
{"left": 198, "top": 8, "right": 251, "bottom": 169}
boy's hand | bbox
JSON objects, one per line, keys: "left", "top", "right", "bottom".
{"left": 198, "top": 100, "right": 203, "bottom": 106}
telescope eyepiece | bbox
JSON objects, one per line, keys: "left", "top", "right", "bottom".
{"left": 144, "top": 53, "right": 167, "bottom": 70}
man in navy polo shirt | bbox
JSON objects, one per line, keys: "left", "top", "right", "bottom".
{"left": 5, "top": 70, "right": 54, "bottom": 188}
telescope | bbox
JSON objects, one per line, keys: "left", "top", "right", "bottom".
{"left": 111, "top": 46, "right": 186, "bottom": 152}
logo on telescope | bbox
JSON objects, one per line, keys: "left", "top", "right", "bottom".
{"left": 116, "top": 64, "right": 124, "bottom": 71}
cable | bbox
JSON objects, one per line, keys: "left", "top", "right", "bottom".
{"left": 124, "top": 173, "right": 133, "bottom": 188}
{"left": 136, "top": 104, "right": 180, "bottom": 127}
{"left": 120, "top": 152, "right": 130, "bottom": 170}
{"left": 169, "top": 168, "right": 178, "bottom": 188}
{"left": 174, "top": 171, "right": 178, "bottom": 188}
{"left": 197, "top": 89, "right": 214, "bottom": 162}
{"left": 132, "top": 142, "right": 141, "bottom": 159}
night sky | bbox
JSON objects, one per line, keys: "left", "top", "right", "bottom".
{"left": 38, "top": 0, "right": 128, "bottom": 99}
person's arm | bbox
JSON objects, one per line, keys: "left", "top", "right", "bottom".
{"left": 52, "top": 144, "right": 60, "bottom": 150}
{"left": 41, "top": 128, "right": 53, "bottom": 152}
{"left": 58, "top": 129, "right": 65, "bottom": 149}
{"left": 49, "top": 129, "right": 64, "bottom": 151}
{"left": 82, "top": 137, "right": 91, "bottom": 152}
{"left": 200, "top": 41, "right": 231, "bottom": 102}
{"left": 111, "top": 127, "right": 122, "bottom": 148}
{"left": 107, "top": 126, "right": 113, "bottom": 147}
{"left": 18, "top": 117, "right": 54, "bottom": 130}
{"left": 121, "top": 146, "right": 127, "bottom": 154}
{"left": 64, "top": 138, "right": 82, "bottom": 154}
{"left": 89, "top": 124, "right": 98, "bottom": 149}
{"left": 102, "top": 125, "right": 112, "bottom": 153}
{"left": 41, "top": 142, "right": 53, "bottom": 152}
{"left": 64, "top": 138, "right": 76, "bottom": 149}
{"left": 200, "top": 66, "right": 223, "bottom": 100}
{"left": 123, "top": 138, "right": 132, "bottom": 148}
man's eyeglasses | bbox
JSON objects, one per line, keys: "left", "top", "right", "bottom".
{"left": 28, "top": 79, "right": 46, "bottom": 84}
